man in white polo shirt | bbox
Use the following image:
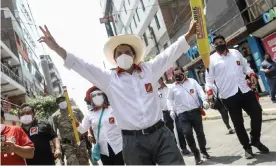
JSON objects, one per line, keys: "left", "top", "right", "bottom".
{"left": 205, "top": 35, "right": 269, "bottom": 159}
{"left": 38, "top": 20, "right": 196, "bottom": 165}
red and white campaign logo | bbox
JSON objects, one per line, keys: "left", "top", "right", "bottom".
{"left": 109, "top": 117, "right": 115, "bottom": 124}
{"left": 30, "top": 127, "right": 38, "bottom": 136}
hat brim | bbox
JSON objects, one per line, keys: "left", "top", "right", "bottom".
{"left": 104, "top": 35, "right": 146, "bottom": 66}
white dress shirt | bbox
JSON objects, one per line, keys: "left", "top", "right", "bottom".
{"left": 167, "top": 78, "right": 206, "bottom": 115}
{"left": 77, "top": 107, "right": 122, "bottom": 156}
{"left": 205, "top": 49, "right": 254, "bottom": 99}
{"left": 64, "top": 36, "right": 190, "bottom": 130}
{"left": 158, "top": 86, "right": 169, "bottom": 111}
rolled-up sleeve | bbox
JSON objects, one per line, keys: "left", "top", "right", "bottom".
{"left": 147, "top": 36, "right": 190, "bottom": 82}
{"left": 205, "top": 62, "right": 215, "bottom": 95}
{"left": 64, "top": 52, "right": 112, "bottom": 93}
{"left": 77, "top": 116, "right": 91, "bottom": 134}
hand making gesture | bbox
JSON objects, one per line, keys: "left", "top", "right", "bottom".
{"left": 38, "top": 25, "right": 67, "bottom": 59}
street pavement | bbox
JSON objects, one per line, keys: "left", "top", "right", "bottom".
{"left": 183, "top": 115, "right": 276, "bottom": 165}
{"left": 203, "top": 96, "right": 276, "bottom": 120}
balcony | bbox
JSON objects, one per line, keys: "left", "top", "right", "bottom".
{"left": 1, "top": 63, "right": 26, "bottom": 97}
{"left": 1, "top": 40, "right": 20, "bottom": 66}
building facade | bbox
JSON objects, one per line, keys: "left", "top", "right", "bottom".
{"left": 1, "top": 0, "right": 45, "bottom": 114}
{"left": 172, "top": 0, "right": 275, "bottom": 94}
{"left": 40, "top": 55, "right": 63, "bottom": 96}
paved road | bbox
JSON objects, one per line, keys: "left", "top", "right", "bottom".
{"left": 183, "top": 116, "right": 276, "bottom": 165}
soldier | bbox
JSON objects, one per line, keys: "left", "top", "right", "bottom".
{"left": 51, "top": 95, "right": 89, "bottom": 165}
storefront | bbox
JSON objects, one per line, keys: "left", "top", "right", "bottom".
{"left": 245, "top": 5, "right": 276, "bottom": 93}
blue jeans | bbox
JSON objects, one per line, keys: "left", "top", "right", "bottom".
{"left": 267, "top": 77, "right": 276, "bottom": 101}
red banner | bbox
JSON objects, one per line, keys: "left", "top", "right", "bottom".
{"left": 262, "top": 32, "right": 276, "bottom": 61}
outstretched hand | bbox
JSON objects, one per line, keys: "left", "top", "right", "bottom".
{"left": 38, "top": 25, "right": 67, "bottom": 59}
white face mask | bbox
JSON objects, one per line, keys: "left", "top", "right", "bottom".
{"left": 1, "top": 124, "right": 5, "bottom": 133}
{"left": 59, "top": 101, "right": 68, "bottom": 110}
{"left": 20, "top": 115, "right": 33, "bottom": 125}
{"left": 116, "top": 54, "right": 134, "bottom": 70}
{"left": 92, "top": 95, "right": 104, "bottom": 106}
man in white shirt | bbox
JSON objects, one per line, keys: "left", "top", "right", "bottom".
{"left": 205, "top": 35, "right": 269, "bottom": 159}
{"left": 168, "top": 67, "right": 210, "bottom": 165}
{"left": 38, "top": 20, "right": 196, "bottom": 165}
{"left": 158, "top": 77, "right": 190, "bottom": 155}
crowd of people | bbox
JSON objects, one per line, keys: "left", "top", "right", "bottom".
{"left": 1, "top": 19, "right": 274, "bottom": 165}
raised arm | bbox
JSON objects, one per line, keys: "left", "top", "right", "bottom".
{"left": 147, "top": 20, "right": 196, "bottom": 82}
{"left": 38, "top": 25, "right": 111, "bottom": 92}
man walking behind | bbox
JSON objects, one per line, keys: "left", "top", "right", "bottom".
{"left": 205, "top": 35, "right": 269, "bottom": 159}
{"left": 19, "top": 104, "right": 62, "bottom": 165}
{"left": 168, "top": 67, "right": 210, "bottom": 165}
{"left": 260, "top": 53, "right": 276, "bottom": 103}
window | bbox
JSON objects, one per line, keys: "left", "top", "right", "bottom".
{"left": 154, "top": 14, "right": 160, "bottom": 29}
{"left": 140, "top": 0, "right": 145, "bottom": 11}
{"left": 143, "top": 33, "right": 148, "bottom": 46}
{"left": 123, "top": 1, "right": 127, "bottom": 14}
{"left": 133, "top": 16, "right": 137, "bottom": 27}
{"left": 129, "top": 23, "right": 133, "bottom": 34}
{"left": 136, "top": 8, "right": 140, "bottom": 22}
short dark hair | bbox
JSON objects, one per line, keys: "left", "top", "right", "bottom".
{"left": 212, "top": 35, "right": 225, "bottom": 44}
{"left": 173, "top": 67, "right": 185, "bottom": 75}
{"left": 19, "top": 103, "right": 35, "bottom": 115}
{"left": 56, "top": 96, "right": 66, "bottom": 104}
{"left": 113, "top": 44, "right": 136, "bottom": 57}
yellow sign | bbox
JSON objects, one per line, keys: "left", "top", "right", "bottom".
{"left": 62, "top": 86, "right": 80, "bottom": 145}
{"left": 190, "top": 0, "right": 210, "bottom": 68}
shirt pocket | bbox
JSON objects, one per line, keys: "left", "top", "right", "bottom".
{"left": 139, "top": 77, "right": 156, "bottom": 96}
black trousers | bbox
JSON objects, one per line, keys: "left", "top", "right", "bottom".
{"left": 215, "top": 99, "right": 231, "bottom": 129}
{"left": 100, "top": 143, "right": 124, "bottom": 165}
{"left": 267, "top": 77, "right": 276, "bottom": 101}
{"left": 178, "top": 108, "right": 207, "bottom": 153}
{"left": 163, "top": 111, "right": 188, "bottom": 150}
{"left": 122, "top": 126, "right": 184, "bottom": 165}
{"left": 175, "top": 115, "right": 188, "bottom": 150}
{"left": 222, "top": 90, "right": 262, "bottom": 149}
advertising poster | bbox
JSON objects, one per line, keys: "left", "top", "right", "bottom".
{"left": 262, "top": 32, "right": 276, "bottom": 61}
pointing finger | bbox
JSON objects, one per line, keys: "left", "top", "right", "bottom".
{"left": 44, "top": 25, "right": 52, "bottom": 36}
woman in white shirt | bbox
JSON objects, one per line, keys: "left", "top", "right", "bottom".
{"left": 75, "top": 86, "right": 124, "bottom": 165}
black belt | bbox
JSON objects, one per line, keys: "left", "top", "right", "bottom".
{"left": 122, "top": 120, "right": 165, "bottom": 135}
{"left": 181, "top": 108, "right": 200, "bottom": 114}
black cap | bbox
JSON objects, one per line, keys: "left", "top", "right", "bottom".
{"left": 56, "top": 95, "right": 66, "bottom": 103}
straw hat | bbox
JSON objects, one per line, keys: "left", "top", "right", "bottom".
{"left": 103, "top": 34, "right": 146, "bottom": 66}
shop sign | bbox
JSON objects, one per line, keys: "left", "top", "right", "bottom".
{"left": 187, "top": 30, "right": 215, "bottom": 58}
{"left": 262, "top": 7, "right": 276, "bottom": 24}
{"left": 262, "top": 32, "right": 276, "bottom": 61}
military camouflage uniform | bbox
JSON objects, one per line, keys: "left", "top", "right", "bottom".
{"left": 52, "top": 107, "right": 89, "bottom": 165}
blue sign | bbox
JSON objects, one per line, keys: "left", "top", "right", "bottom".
{"left": 186, "top": 30, "right": 215, "bottom": 59}
{"left": 262, "top": 7, "right": 276, "bottom": 24}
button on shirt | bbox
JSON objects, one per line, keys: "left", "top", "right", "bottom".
{"left": 167, "top": 78, "right": 207, "bottom": 115}
{"left": 205, "top": 49, "right": 254, "bottom": 99}
{"left": 77, "top": 107, "right": 122, "bottom": 156}
{"left": 158, "top": 86, "right": 169, "bottom": 111}
{"left": 64, "top": 36, "right": 190, "bottom": 130}
{"left": 22, "top": 120, "right": 57, "bottom": 165}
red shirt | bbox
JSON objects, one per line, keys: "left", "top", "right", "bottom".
{"left": 1, "top": 125, "right": 34, "bottom": 165}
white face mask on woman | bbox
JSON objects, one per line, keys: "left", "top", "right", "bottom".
{"left": 20, "top": 115, "right": 33, "bottom": 125}
{"left": 116, "top": 54, "right": 134, "bottom": 70}
{"left": 92, "top": 95, "right": 104, "bottom": 106}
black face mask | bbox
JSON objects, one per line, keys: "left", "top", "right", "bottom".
{"left": 175, "top": 74, "right": 184, "bottom": 82}
{"left": 215, "top": 44, "right": 227, "bottom": 54}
